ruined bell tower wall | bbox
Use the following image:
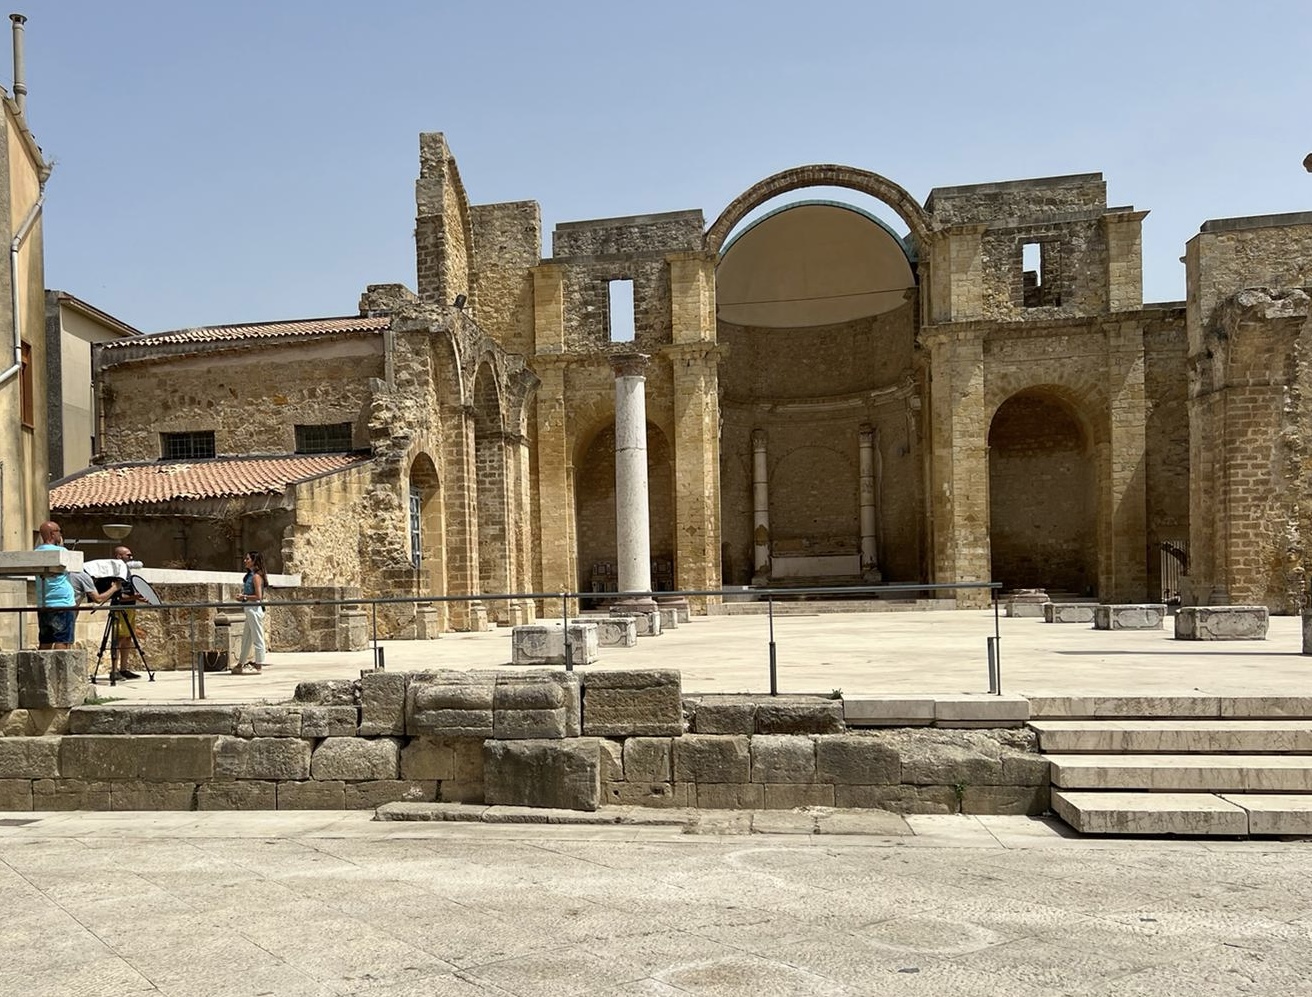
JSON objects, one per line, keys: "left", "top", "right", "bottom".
{"left": 470, "top": 200, "right": 540, "bottom": 357}
{"left": 415, "top": 133, "right": 473, "bottom": 309}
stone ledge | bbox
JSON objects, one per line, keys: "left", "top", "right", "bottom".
{"left": 1174, "top": 606, "right": 1269, "bottom": 641}
{"left": 1093, "top": 605, "right": 1167, "bottom": 630}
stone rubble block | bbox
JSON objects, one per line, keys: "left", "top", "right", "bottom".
{"left": 278, "top": 780, "right": 345, "bottom": 809}
{"left": 310, "top": 737, "right": 401, "bottom": 781}
{"left": 751, "top": 735, "right": 817, "bottom": 784}
{"left": 438, "top": 779, "right": 485, "bottom": 804}
{"left": 215, "top": 736, "right": 311, "bottom": 781}
{"left": 961, "top": 784, "right": 1050, "bottom": 815}
{"left": 401, "top": 736, "right": 486, "bottom": 782}
{"left": 656, "top": 608, "right": 680, "bottom": 630}
{"left": 0, "top": 735, "right": 62, "bottom": 778}
{"left": 33, "top": 778, "right": 111, "bottom": 810}
{"left": 695, "top": 783, "right": 762, "bottom": 809}
{"left": 1044, "top": 603, "right": 1096, "bottom": 624}
{"left": 674, "top": 734, "right": 751, "bottom": 784}
{"left": 582, "top": 669, "right": 682, "bottom": 736}
{"left": 492, "top": 672, "right": 581, "bottom": 739}
{"left": 510, "top": 622, "right": 599, "bottom": 666}
{"left": 0, "top": 708, "right": 69, "bottom": 736}
{"left": 1094, "top": 604, "right": 1167, "bottom": 630}
{"left": 815, "top": 735, "right": 901, "bottom": 785}
{"left": 17, "top": 649, "right": 88, "bottom": 710}
{"left": 0, "top": 652, "right": 18, "bottom": 712}
{"left": 896, "top": 731, "right": 1006, "bottom": 786}
{"left": 835, "top": 783, "right": 958, "bottom": 814}
{"left": 603, "top": 782, "right": 689, "bottom": 807}
{"left": 293, "top": 679, "right": 360, "bottom": 706}
{"left": 1174, "top": 606, "right": 1269, "bottom": 641}
{"left": 763, "top": 784, "right": 834, "bottom": 809}
{"left": 622, "top": 737, "right": 673, "bottom": 783}
{"left": 359, "top": 671, "right": 408, "bottom": 736}
{"left": 593, "top": 616, "right": 638, "bottom": 648}
{"left": 0, "top": 778, "right": 32, "bottom": 810}
{"left": 301, "top": 705, "right": 360, "bottom": 738}
{"left": 197, "top": 781, "right": 277, "bottom": 810}
{"left": 236, "top": 705, "right": 304, "bottom": 738}
{"left": 59, "top": 735, "right": 217, "bottom": 782}
{"left": 69, "top": 704, "right": 239, "bottom": 736}
{"left": 755, "top": 697, "right": 845, "bottom": 735}
{"left": 483, "top": 738, "right": 601, "bottom": 812}
{"left": 406, "top": 672, "right": 495, "bottom": 737}
{"left": 598, "top": 739, "right": 623, "bottom": 783}
{"left": 611, "top": 608, "right": 661, "bottom": 637}
{"left": 690, "top": 697, "right": 757, "bottom": 734}
{"left": 344, "top": 779, "right": 438, "bottom": 810}
{"left": 110, "top": 781, "right": 196, "bottom": 811}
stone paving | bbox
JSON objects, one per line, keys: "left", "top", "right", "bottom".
{"left": 3, "top": 810, "right": 1311, "bottom": 996}
{"left": 72, "top": 609, "right": 1312, "bottom": 705}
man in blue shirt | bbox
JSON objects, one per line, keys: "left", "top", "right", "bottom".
{"left": 35, "top": 521, "right": 76, "bottom": 649}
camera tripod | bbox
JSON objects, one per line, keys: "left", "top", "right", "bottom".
{"left": 91, "top": 606, "right": 156, "bottom": 685}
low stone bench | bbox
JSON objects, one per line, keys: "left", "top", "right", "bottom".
{"left": 657, "top": 607, "right": 680, "bottom": 630}
{"left": 1044, "top": 603, "right": 1096, "bottom": 624}
{"left": 610, "top": 607, "right": 661, "bottom": 636}
{"left": 1093, "top": 604, "right": 1167, "bottom": 630}
{"left": 510, "top": 622, "right": 599, "bottom": 666}
{"left": 1005, "top": 588, "right": 1050, "bottom": 618}
{"left": 1174, "top": 606, "right": 1268, "bottom": 641}
{"left": 593, "top": 616, "right": 637, "bottom": 648}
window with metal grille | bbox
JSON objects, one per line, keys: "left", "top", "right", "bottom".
{"left": 161, "top": 431, "right": 216, "bottom": 460}
{"left": 295, "top": 422, "right": 353, "bottom": 454}
{"left": 409, "top": 486, "right": 422, "bottom": 569}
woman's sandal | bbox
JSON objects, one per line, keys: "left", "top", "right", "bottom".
{"left": 229, "top": 662, "right": 261, "bottom": 675}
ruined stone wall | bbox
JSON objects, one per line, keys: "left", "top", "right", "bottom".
{"left": 99, "top": 340, "right": 380, "bottom": 462}
{"left": 470, "top": 201, "right": 539, "bottom": 357}
{"left": 926, "top": 173, "right": 1107, "bottom": 226}
{"left": 415, "top": 133, "right": 473, "bottom": 307}
{"left": 282, "top": 462, "right": 376, "bottom": 588}
{"left": 1142, "top": 307, "right": 1190, "bottom": 597}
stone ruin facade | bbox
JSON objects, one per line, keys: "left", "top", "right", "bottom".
{"left": 49, "top": 133, "right": 1312, "bottom": 626}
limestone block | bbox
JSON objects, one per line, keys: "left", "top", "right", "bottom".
{"left": 598, "top": 739, "right": 623, "bottom": 783}
{"left": 401, "top": 736, "right": 484, "bottom": 781}
{"left": 344, "top": 780, "right": 438, "bottom": 810}
{"left": 59, "top": 735, "right": 216, "bottom": 782}
{"left": 692, "top": 698, "right": 756, "bottom": 734}
{"left": 110, "top": 782, "right": 197, "bottom": 810}
{"left": 0, "top": 778, "right": 32, "bottom": 810}
{"left": 0, "top": 652, "right": 18, "bottom": 711}
{"left": 483, "top": 738, "right": 601, "bottom": 812}
{"left": 603, "top": 782, "right": 689, "bottom": 808}
{"left": 763, "top": 784, "right": 834, "bottom": 809}
{"left": 33, "top": 778, "right": 111, "bottom": 810}
{"left": 198, "top": 781, "right": 277, "bottom": 810}
{"left": 815, "top": 736, "right": 900, "bottom": 785}
{"left": 755, "top": 698, "right": 844, "bottom": 735}
{"left": 340, "top": 607, "right": 369, "bottom": 650}
{"left": 1001, "top": 752, "right": 1052, "bottom": 786}
{"left": 492, "top": 672, "right": 581, "bottom": 740}
{"left": 236, "top": 706, "right": 304, "bottom": 738}
{"left": 835, "top": 784, "right": 958, "bottom": 814}
{"left": 293, "top": 679, "right": 359, "bottom": 706}
{"left": 310, "top": 737, "right": 401, "bottom": 781}
{"left": 842, "top": 697, "right": 935, "bottom": 727}
{"left": 1175, "top": 606, "right": 1269, "bottom": 641}
{"left": 0, "top": 708, "right": 69, "bottom": 736}
{"left": 622, "top": 737, "right": 672, "bottom": 782}
{"left": 278, "top": 780, "right": 345, "bottom": 809}
{"left": 961, "top": 784, "right": 1049, "bottom": 815}
{"left": 407, "top": 673, "right": 495, "bottom": 737}
{"left": 1044, "top": 603, "right": 1096, "bottom": 624}
{"left": 582, "top": 669, "right": 682, "bottom": 736}
{"left": 612, "top": 608, "right": 661, "bottom": 637}
{"left": 695, "top": 783, "right": 762, "bottom": 809}
{"left": 751, "top": 735, "right": 817, "bottom": 784}
{"left": 934, "top": 695, "right": 1029, "bottom": 727}
{"left": 438, "top": 780, "right": 485, "bottom": 804}
{"left": 301, "top": 705, "right": 359, "bottom": 738}
{"left": 657, "top": 600, "right": 690, "bottom": 624}
{"left": 674, "top": 735, "right": 751, "bottom": 784}
{"left": 0, "top": 736, "right": 61, "bottom": 778}
{"left": 17, "top": 649, "right": 88, "bottom": 709}
{"left": 215, "top": 736, "right": 311, "bottom": 780}
{"left": 899, "top": 738, "right": 1004, "bottom": 787}
{"left": 69, "top": 705, "right": 239, "bottom": 736}
{"left": 593, "top": 617, "right": 638, "bottom": 648}
{"left": 657, "top": 608, "right": 680, "bottom": 630}
{"left": 1005, "top": 601, "right": 1048, "bottom": 618}
{"left": 415, "top": 603, "right": 443, "bottom": 640}
{"left": 359, "top": 671, "right": 407, "bottom": 736}
{"left": 510, "top": 622, "right": 599, "bottom": 666}
{"left": 1093, "top": 604, "right": 1166, "bottom": 630}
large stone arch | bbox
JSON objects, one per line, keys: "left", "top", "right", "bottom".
{"left": 705, "top": 164, "right": 932, "bottom": 255}
{"left": 407, "top": 451, "right": 447, "bottom": 621}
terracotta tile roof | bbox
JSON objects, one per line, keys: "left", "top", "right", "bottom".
{"left": 51, "top": 454, "right": 371, "bottom": 510}
{"left": 100, "top": 314, "right": 390, "bottom": 350}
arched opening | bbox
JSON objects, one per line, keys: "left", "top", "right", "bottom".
{"left": 408, "top": 452, "right": 446, "bottom": 617}
{"left": 472, "top": 364, "right": 510, "bottom": 619}
{"left": 987, "top": 389, "right": 1096, "bottom": 596}
{"left": 574, "top": 420, "right": 674, "bottom": 604}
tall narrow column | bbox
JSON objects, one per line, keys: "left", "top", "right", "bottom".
{"left": 612, "top": 353, "right": 655, "bottom": 609}
{"left": 752, "top": 429, "right": 770, "bottom": 585}
{"left": 859, "top": 424, "right": 882, "bottom": 581}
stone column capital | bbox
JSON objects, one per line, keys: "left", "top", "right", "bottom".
{"left": 610, "top": 352, "right": 650, "bottom": 379}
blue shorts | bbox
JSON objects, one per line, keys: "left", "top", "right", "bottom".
{"left": 38, "top": 609, "right": 76, "bottom": 645}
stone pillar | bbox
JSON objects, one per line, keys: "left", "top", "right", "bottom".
{"left": 534, "top": 359, "right": 575, "bottom": 617}
{"left": 612, "top": 353, "right": 656, "bottom": 611}
{"left": 1102, "top": 320, "right": 1149, "bottom": 602}
{"left": 669, "top": 342, "right": 722, "bottom": 613}
{"left": 858, "top": 424, "right": 882, "bottom": 582}
{"left": 752, "top": 429, "right": 770, "bottom": 585}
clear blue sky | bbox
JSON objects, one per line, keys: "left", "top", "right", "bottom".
{"left": 21, "top": 0, "right": 1312, "bottom": 333}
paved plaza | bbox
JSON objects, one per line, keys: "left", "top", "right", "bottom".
{"left": 82, "top": 608, "right": 1312, "bottom": 704}
{"left": 2, "top": 810, "right": 1310, "bottom": 997}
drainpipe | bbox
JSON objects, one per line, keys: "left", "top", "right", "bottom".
{"left": 0, "top": 191, "right": 42, "bottom": 387}
{"left": 9, "top": 14, "right": 24, "bottom": 116}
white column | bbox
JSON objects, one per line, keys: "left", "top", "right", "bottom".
{"left": 752, "top": 429, "right": 770, "bottom": 584}
{"left": 859, "top": 424, "right": 882, "bottom": 581}
{"left": 612, "top": 353, "right": 655, "bottom": 608}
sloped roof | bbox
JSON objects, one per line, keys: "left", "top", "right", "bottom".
{"left": 99, "top": 314, "right": 391, "bottom": 351}
{"left": 51, "top": 454, "right": 371, "bottom": 510}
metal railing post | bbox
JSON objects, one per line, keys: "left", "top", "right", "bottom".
{"left": 768, "top": 596, "right": 777, "bottom": 696}
{"left": 561, "top": 591, "right": 573, "bottom": 671}
{"left": 372, "top": 600, "right": 384, "bottom": 670}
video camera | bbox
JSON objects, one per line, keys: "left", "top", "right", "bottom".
{"left": 83, "top": 558, "right": 159, "bottom": 605}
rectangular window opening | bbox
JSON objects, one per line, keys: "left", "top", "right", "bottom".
{"left": 1022, "top": 241, "right": 1062, "bottom": 308}
{"left": 19, "top": 341, "right": 33, "bottom": 428}
{"left": 608, "top": 279, "right": 635, "bottom": 343}
{"left": 295, "top": 422, "right": 353, "bottom": 454}
{"left": 161, "top": 430, "right": 216, "bottom": 460}
{"left": 409, "top": 486, "right": 422, "bottom": 570}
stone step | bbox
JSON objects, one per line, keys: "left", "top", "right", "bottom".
{"left": 1032, "top": 719, "right": 1312, "bottom": 754}
{"left": 1047, "top": 754, "right": 1312, "bottom": 792}
{"left": 1053, "top": 790, "right": 1312, "bottom": 836}
{"left": 1027, "top": 695, "right": 1312, "bottom": 720}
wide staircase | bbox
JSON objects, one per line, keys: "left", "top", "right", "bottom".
{"left": 1030, "top": 695, "right": 1312, "bottom": 836}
